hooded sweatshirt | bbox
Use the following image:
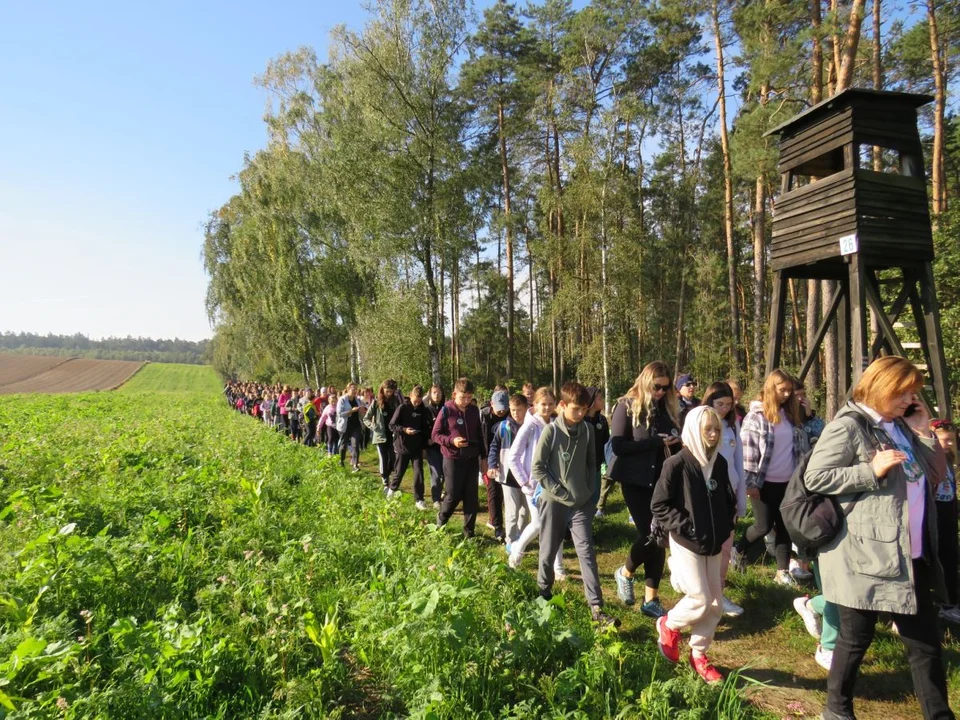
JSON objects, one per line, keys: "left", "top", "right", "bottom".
{"left": 508, "top": 412, "right": 548, "bottom": 495}
{"left": 651, "top": 406, "right": 736, "bottom": 556}
{"left": 533, "top": 415, "right": 597, "bottom": 508}
{"left": 431, "top": 400, "right": 483, "bottom": 460}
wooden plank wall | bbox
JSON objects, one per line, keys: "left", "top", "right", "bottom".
{"left": 771, "top": 168, "right": 856, "bottom": 269}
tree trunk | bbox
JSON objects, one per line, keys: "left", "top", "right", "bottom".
{"left": 872, "top": 0, "right": 883, "bottom": 172}
{"left": 753, "top": 174, "right": 767, "bottom": 380}
{"left": 498, "top": 100, "right": 515, "bottom": 380}
{"left": 836, "top": 0, "right": 867, "bottom": 93}
{"left": 812, "top": 0, "right": 824, "bottom": 104}
{"left": 713, "top": 0, "right": 742, "bottom": 371}
{"left": 823, "top": 280, "right": 838, "bottom": 417}
{"left": 928, "top": 0, "right": 947, "bottom": 216}
{"left": 806, "top": 279, "right": 821, "bottom": 389}
{"left": 528, "top": 237, "right": 535, "bottom": 383}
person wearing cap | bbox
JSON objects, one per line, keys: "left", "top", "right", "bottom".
{"left": 481, "top": 386, "right": 511, "bottom": 543}
{"left": 676, "top": 374, "right": 701, "bottom": 430}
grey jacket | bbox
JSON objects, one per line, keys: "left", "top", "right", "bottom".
{"left": 533, "top": 417, "right": 597, "bottom": 508}
{"left": 804, "top": 402, "right": 947, "bottom": 614}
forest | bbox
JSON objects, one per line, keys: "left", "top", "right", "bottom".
{"left": 0, "top": 332, "right": 210, "bottom": 365}
{"left": 202, "top": 0, "right": 960, "bottom": 416}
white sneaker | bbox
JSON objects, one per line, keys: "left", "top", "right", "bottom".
{"left": 485, "top": 522, "right": 496, "bottom": 530}
{"left": 789, "top": 558, "right": 814, "bottom": 581}
{"left": 415, "top": 500, "right": 427, "bottom": 511}
{"left": 775, "top": 570, "right": 799, "bottom": 588}
{"left": 508, "top": 552, "right": 522, "bottom": 570}
{"left": 385, "top": 489, "right": 395, "bottom": 499}
{"left": 815, "top": 644, "right": 833, "bottom": 671}
{"left": 793, "top": 596, "right": 822, "bottom": 639}
{"left": 722, "top": 596, "right": 744, "bottom": 617}
{"left": 554, "top": 566, "right": 568, "bottom": 581}
{"left": 433, "top": 501, "right": 440, "bottom": 510}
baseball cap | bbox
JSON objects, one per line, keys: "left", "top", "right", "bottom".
{"left": 491, "top": 390, "right": 510, "bottom": 413}
{"left": 675, "top": 374, "right": 695, "bottom": 391}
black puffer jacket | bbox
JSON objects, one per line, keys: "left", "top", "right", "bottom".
{"left": 651, "top": 448, "right": 736, "bottom": 556}
{"left": 609, "top": 398, "right": 680, "bottom": 488}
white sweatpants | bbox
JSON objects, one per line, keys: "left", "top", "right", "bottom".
{"left": 665, "top": 536, "right": 724, "bottom": 656}
{"left": 503, "top": 485, "right": 529, "bottom": 543}
{"left": 512, "top": 492, "right": 562, "bottom": 571}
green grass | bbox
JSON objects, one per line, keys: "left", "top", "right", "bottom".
{"left": 0, "top": 387, "right": 773, "bottom": 719}
{"left": 117, "top": 363, "right": 221, "bottom": 394}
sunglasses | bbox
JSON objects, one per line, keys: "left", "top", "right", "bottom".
{"left": 653, "top": 383, "right": 671, "bottom": 392}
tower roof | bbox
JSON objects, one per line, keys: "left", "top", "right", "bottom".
{"left": 764, "top": 88, "right": 933, "bottom": 139}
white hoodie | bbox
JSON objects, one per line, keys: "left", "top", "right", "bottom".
{"left": 508, "top": 412, "right": 547, "bottom": 495}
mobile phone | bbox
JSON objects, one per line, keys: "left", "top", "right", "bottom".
{"left": 904, "top": 403, "right": 919, "bottom": 418}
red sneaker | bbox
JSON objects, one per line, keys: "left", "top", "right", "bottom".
{"left": 689, "top": 652, "right": 723, "bottom": 684}
{"left": 656, "top": 616, "right": 680, "bottom": 663}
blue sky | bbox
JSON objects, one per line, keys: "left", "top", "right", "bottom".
{"left": 1, "top": 1, "right": 367, "bottom": 341}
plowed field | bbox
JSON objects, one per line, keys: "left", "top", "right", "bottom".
{"left": 0, "top": 355, "right": 143, "bottom": 394}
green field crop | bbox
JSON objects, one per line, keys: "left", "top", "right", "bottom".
{"left": 0, "top": 366, "right": 771, "bottom": 718}
{"left": 118, "top": 363, "right": 222, "bottom": 394}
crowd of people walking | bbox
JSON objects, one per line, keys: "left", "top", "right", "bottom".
{"left": 224, "top": 355, "right": 958, "bottom": 720}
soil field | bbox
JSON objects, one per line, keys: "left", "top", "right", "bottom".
{"left": 0, "top": 354, "right": 143, "bottom": 394}
{"left": 0, "top": 354, "right": 69, "bottom": 387}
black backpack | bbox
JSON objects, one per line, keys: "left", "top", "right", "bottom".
{"left": 780, "top": 410, "right": 882, "bottom": 556}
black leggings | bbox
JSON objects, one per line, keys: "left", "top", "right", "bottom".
{"left": 376, "top": 443, "right": 396, "bottom": 486}
{"left": 937, "top": 499, "right": 959, "bottom": 606}
{"left": 621, "top": 484, "right": 664, "bottom": 589}
{"left": 325, "top": 426, "right": 340, "bottom": 455}
{"left": 340, "top": 428, "right": 361, "bottom": 467}
{"left": 736, "top": 480, "right": 791, "bottom": 570}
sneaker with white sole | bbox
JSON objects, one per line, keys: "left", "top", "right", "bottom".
{"left": 554, "top": 567, "right": 568, "bottom": 581}
{"left": 433, "top": 501, "right": 441, "bottom": 510}
{"left": 415, "top": 500, "right": 427, "bottom": 511}
{"left": 775, "top": 569, "right": 799, "bottom": 588}
{"left": 508, "top": 552, "right": 522, "bottom": 570}
{"left": 385, "top": 489, "right": 395, "bottom": 499}
{"left": 722, "top": 596, "right": 744, "bottom": 617}
{"left": 815, "top": 644, "right": 833, "bottom": 671}
{"left": 793, "top": 596, "right": 822, "bottom": 639}
{"left": 614, "top": 566, "right": 636, "bottom": 605}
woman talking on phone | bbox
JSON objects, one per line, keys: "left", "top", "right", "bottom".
{"left": 610, "top": 361, "right": 682, "bottom": 619}
{"left": 805, "top": 356, "right": 952, "bottom": 720}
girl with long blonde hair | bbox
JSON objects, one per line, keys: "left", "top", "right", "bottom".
{"left": 609, "top": 361, "right": 682, "bottom": 619}
{"left": 731, "top": 369, "right": 809, "bottom": 586}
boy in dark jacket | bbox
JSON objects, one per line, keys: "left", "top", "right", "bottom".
{"left": 481, "top": 388, "right": 511, "bottom": 542}
{"left": 651, "top": 406, "right": 736, "bottom": 684}
{"left": 533, "top": 381, "right": 618, "bottom": 628}
{"left": 388, "top": 386, "right": 433, "bottom": 507}
{"left": 432, "top": 377, "right": 484, "bottom": 538}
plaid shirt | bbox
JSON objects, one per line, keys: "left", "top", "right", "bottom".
{"left": 740, "top": 405, "right": 810, "bottom": 489}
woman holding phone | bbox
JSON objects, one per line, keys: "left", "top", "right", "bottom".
{"left": 610, "top": 361, "right": 682, "bottom": 619}
{"left": 805, "top": 356, "right": 952, "bottom": 720}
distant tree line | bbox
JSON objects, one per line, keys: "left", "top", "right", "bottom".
{"left": 0, "top": 332, "right": 210, "bottom": 365}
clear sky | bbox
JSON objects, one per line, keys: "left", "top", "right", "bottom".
{"left": 0, "top": 1, "right": 368, "bottom": 341}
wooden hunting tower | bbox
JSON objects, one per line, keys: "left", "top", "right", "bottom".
{"left": 764, "top": 88, "right": 951, "bottom": 419}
